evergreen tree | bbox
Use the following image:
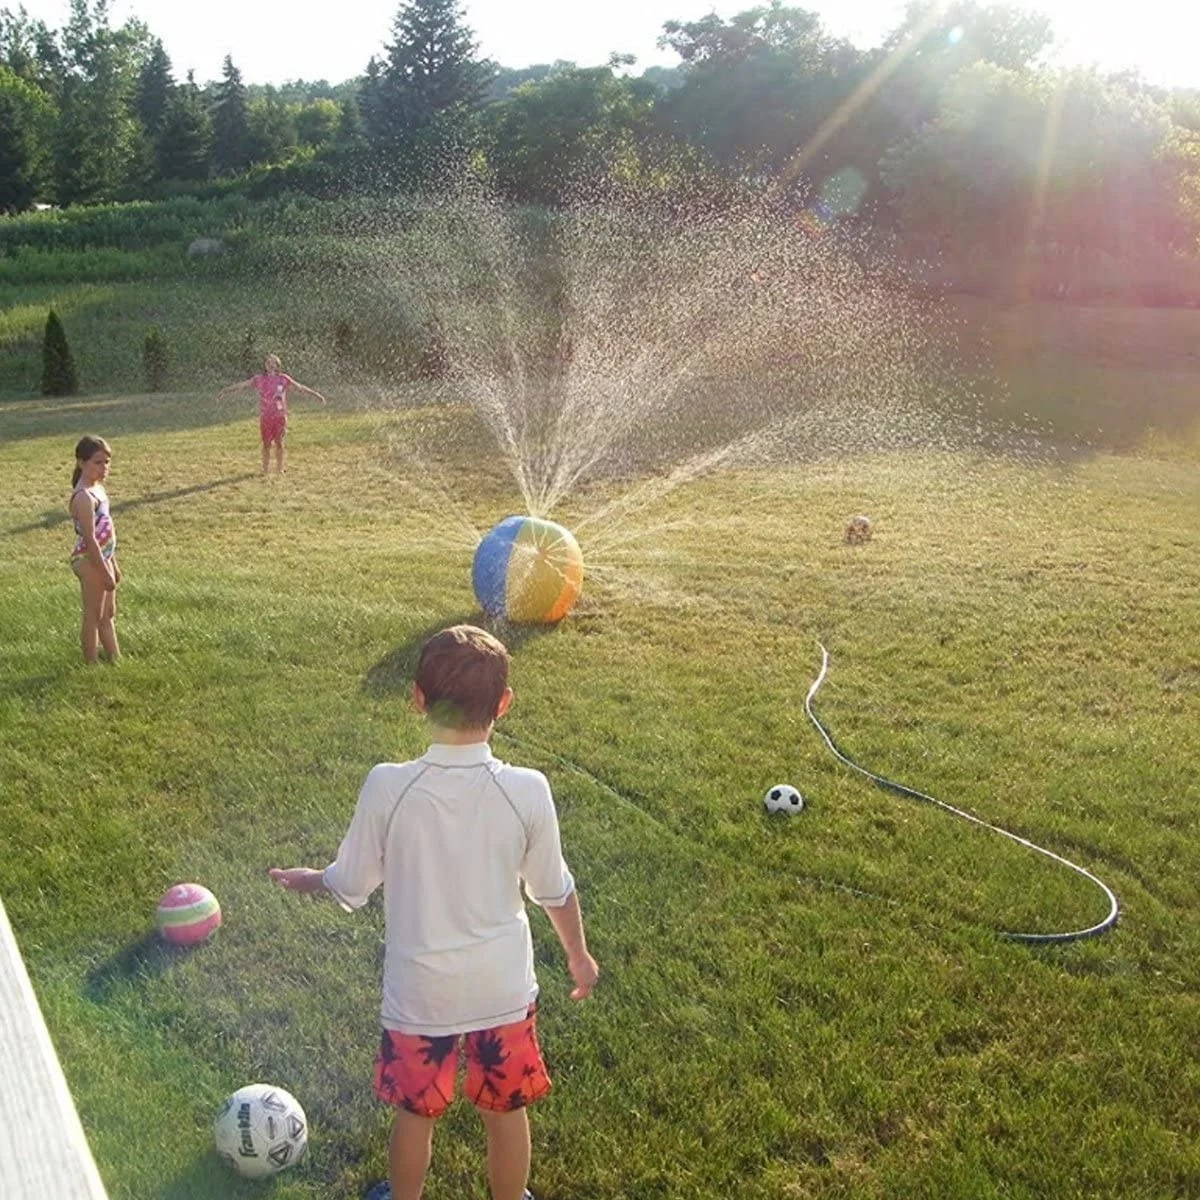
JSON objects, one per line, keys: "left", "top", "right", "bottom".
{"left": 332, "top": 94, "right": 367, "bottom": 153}
{"left": 41, "top": 310, "right": 79, "bottom": 397}
{"left": 211, "top": 54, "right": 251, "bottom": 175}
{"left": 374, "top": 0, "right": 490, "bottom": 146}
{"left": 31, "top": 22, "right": 65, "bottom": 102}
{"left": 359, "top": 56, "right": 387, "bottom": 144}
{"left": 246, "top": 87, "right": 298, "bottom": 164}
{"left": 143, "top": 326, "right": 167, "bottom": 391}
{"left": 134, "top": 36, "right": 173, "bottom": 135}
{"left": 156, "top": 72, "right": 212, "bottom": 181}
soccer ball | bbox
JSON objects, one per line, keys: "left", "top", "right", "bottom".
{"left": 845, "top": 515, "right": 873, "bottom": 543}
{"left": 214, "top": 1084, "right": 307, "bottom": 1179}
{"left": 764, "top": 784, "right": 804, "bottom": 815}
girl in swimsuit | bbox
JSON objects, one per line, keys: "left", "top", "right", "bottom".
{"left": 217, "top": 353, "right": 327, "bottom": 475}
{"left": 69, "top": 435, "right": 120, "bottom": 663}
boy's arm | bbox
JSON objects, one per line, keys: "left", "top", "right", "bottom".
{"left": 542, "top": 890, "right": 599, "bottom": 1000}
{"left": 269, "top": 867, "right": 327, "bottom": 893}
{"left": 269, "top": 766, "right": 392, "bottom": 910}
{"left": 520, "top": 774, "right": 598, "bottom": 999}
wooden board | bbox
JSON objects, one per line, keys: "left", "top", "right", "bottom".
{"left": 0, "top": 897, "right": 109, "bottom": 1198}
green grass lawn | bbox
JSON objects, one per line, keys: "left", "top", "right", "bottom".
{"left": 1, "top": 387, "right": 1198, "bottom": 1200}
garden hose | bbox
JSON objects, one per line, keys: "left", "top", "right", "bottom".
{"left": 805, "top": 643, "right": 1120, "bottom": 944}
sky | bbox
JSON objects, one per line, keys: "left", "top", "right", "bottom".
{"left": 10, "top": 0, "right": 1200, "bottom": 91}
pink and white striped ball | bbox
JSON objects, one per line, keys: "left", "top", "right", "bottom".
{"left": 156, "top": 883, "right": 222, "bottom": 946}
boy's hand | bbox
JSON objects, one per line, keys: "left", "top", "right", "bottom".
{"left": 567, "top": 952, "right": 599, "bottom": 1000}
{"left": 268, "top": 867, "right": 327, "bottom": 893}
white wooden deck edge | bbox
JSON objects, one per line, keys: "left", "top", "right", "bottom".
{"left": 0, "top": 897, "right": 109, "bottom": 1198}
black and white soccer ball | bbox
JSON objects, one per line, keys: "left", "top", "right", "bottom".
{"left": 764, "top": 784, "right": 805, "bottom": 815}
{"left": 214, "top": 1083, "right": 308, "bottom": 1179}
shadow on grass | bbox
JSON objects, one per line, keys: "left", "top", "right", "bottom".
{"left": 0, "top": 391, "right": 251, "bottom": 444}
{"left": 161, "top": 1153, "right": 282, "bottom": 1200}
{"left": 83, "top": 932, "right": 199, "bottom": 1003}
{"left": 5, "top": 473, "right": 259, "bottom": 536}
{"left": 363, "top": 613, "right": 557, "bottom": 697}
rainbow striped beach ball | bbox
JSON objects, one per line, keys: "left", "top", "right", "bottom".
{"left": 472, "top": 516, "right": 584, "bottom": 625}
{"left": 156, "top": 883, "right": 222, "bottom": 946}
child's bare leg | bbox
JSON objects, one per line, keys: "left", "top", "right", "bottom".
{"left": 77, "top": 564, "right": 105, "bottom": 663}
{"left": 98, "top": 584, "right": 120, "bottom": 660}
{"left": 388, "top": 1109, "right": 434, "bottom": 1200}
{"left": 479, "top": 1107, "right": 531, "bottom": 1200}
{"left": 261, "top": 442, "right": 270, "bottom": 474}
{"left": 274, "top": 437, "right": 285, "bottom": 473}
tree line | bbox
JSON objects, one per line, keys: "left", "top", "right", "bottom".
{"left": 2, "top": 0, "right": 1199, "bottom": 262}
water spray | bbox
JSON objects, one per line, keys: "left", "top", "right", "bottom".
{"left": 805, "top": 643, "right": 1120, "bottom": 944}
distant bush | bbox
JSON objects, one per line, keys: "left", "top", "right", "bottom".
{"left": 0, "top": 194, "right": 256, "bottom": 254}
{"left": 0, "top": 245, "right": 186, "bottom": 284}
{"left": 41, "top": 309, "right": 78, "bottom": 396}
{"left": 143, "top": 326, "right": 168, "bottom": 391}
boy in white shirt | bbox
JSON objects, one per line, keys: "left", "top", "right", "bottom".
{"left": 269, "top": 624, "right": 599, "bottom": 1200}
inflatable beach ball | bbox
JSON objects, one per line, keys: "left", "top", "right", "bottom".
{"left": 472, "top": 516, "right": 584, "bottom": 624}
{"left": 156, "top": 882, "right": 222, "bottom": 946}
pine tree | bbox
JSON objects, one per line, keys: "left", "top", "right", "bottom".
{"left": 41, "top": 309, "right": 79, "bottom": 396}
{"left": 156, "top": 72, "right": 212, "bottom": 180}
{"left": 359, "top": 56, "right": 387, "bottom": 144}
{"left": 374, "top": 0, "right": 490, "bottom": 147}
{"left": 238, "top": 330, "right": 257, "bottom": 376}
{"left": 211, "top": 54, "right": 251, "bottom": 175}
{"left": 143, "top": 326, "right": 167, "bottom": 391}
{"left": 134, "top": 37, "right": 173, "bottom": 136}
{"left": 246, "top": 87, "right": 297, "bottom": 165}
{"left": 334, "top": 94, "right": 366, "bottom": 152}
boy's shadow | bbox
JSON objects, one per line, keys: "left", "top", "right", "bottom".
{"left": 162, "top": 1153, "right": 269, "bottom": 1200}
{"left": 83, "top": 932, "right": 199, "bottom": 1003}
{"left": 364, "top": 613, "right": 555, "bottom": 697}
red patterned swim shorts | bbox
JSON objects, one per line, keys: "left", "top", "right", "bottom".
{"left": 373, "top": 1005, "right": 551, "bottom": 1118}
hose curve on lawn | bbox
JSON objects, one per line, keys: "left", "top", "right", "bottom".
{"left": 805, "top": 644, "right": 1119, "bottom": 944}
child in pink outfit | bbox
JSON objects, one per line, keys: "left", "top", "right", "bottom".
{"left": 218, "top": 353, "right": 327, "bottom": 474}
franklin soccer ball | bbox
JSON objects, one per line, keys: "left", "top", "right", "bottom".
{"left": 764, "top": 784, "right": 804, "bottom": 815}
{"left": 214, "top": 1084, "right": 307, "bottom": 1179}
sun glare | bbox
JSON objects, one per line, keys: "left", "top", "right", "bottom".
{"left": 1032, "top": 0, "right": 1197, "bottom": 87}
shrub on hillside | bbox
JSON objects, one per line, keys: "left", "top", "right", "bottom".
{"left": 239, "top": 330, "right": 257, "bottom": 376}
{"left": 41, "top": 309, "right": 79, "bottom": 396}
{"left": 143, "top": 326, "right": 168, "bottom": 391}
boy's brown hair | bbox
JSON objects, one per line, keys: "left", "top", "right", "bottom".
{"left": 415, "top": 625, "right": 510, "bottom": 730}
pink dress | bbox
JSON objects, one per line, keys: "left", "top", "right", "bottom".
{"left": 254, "top": 372, "right": 294, "bottom": 443}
